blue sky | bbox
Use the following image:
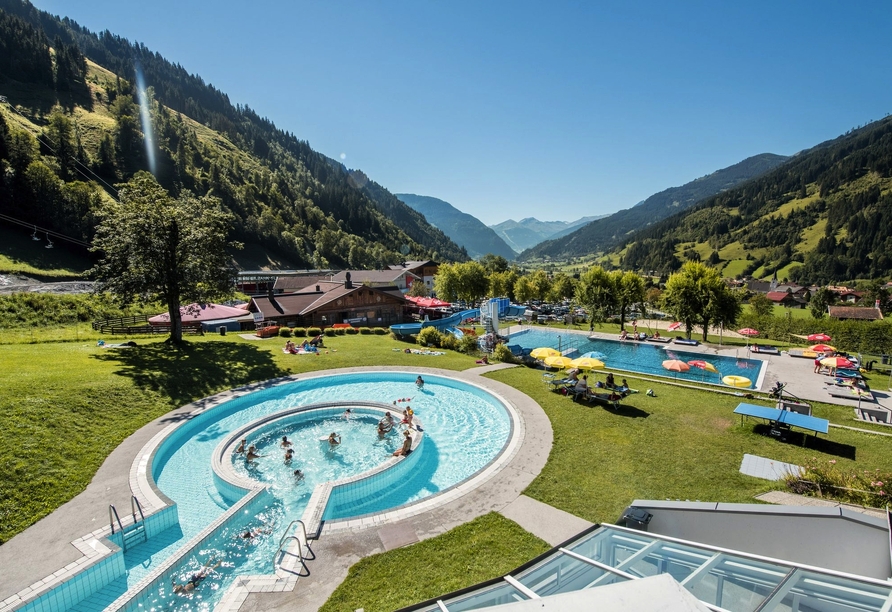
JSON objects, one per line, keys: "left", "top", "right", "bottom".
{"left": 31, "top": 0, "right": 892, "bottom": 225}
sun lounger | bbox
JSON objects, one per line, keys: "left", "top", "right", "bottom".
{"left": 674, "top": 337, "right": 699, "bottom": 346}
{"left": 788, "top": 349, "right": 817, "bottom": 359}
{"left": 646, "top": 336, "right": 671, "bottom": 343}
{"left": 826, "top": 386, "right": 875, "bottom": 402}
{"left": 750, "top": 345, "right": 780, "bottom": 355}
{"left": 583, "top": 390, "right": 621, "bottom": 409}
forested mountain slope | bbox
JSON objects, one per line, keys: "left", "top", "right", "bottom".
{"left": 396, "top": 193, "right": 516, "bottom": 260}
{"left": 613, "top": 117, "right": 892, "bottom": 283}
{"left": 520, "top": 153, "right": 788, "bottom": 262}
{"left": 0, "top": 0, "right": 467, "bottom": 270}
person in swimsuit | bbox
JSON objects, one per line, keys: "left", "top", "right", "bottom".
{"left": 328, "top": 432, "right": 341, "bottom": 448}
{"left": 378, "top": 412, "right": 394, "bottom": 435}
{"left": 235, "top": 439, "right": 247, "bottom": 454}
{"left": 280, "top": 436, "right": 292, "bottom": 448}
{"left": 246, "top": 445, "right": 263, "bottom": 462}
{"left": 172, "top": 558, "right": 221, "bottom": 594}
{"left": 284, "top": 448, "right": 294, "bottom": 464}
{"left": 392, "top": 430, "right": 413, "bottom": 457}
{"left": 416, "top": 375, "right": 424, "bottom": 388}
{"left": 293, "top": 469, "right": 305, "bottom": 482}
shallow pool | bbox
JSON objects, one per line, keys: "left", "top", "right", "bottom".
{"left": 510, "top": 329, "right": 764, "bottom": 388}
{"left": 116, "top": 372, "right": 511, "bottom": 612}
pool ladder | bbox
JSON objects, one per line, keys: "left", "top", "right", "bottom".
{"left": 273, "top": 519, "right": 314, "bottom": 576}
{"left": 109, "top": 495, "right": 147, "bottom": 552}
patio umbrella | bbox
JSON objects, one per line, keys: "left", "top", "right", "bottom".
{"left": 688, "top": 359, "right": 718, "bottom": 373}
{"left": 821, "top": 356, "right": 855, "bottom": 369}
{"left": 580, "top": 350, "right": 607, "bottom": 360}
{"left": 667, "top": 322, "right": 683, "bottom": 332}
{"left": 737, "top": 328, "right": 759, "bottom": 337}
{"left": 807, "top": 333, "right": 832, "bottom": 342}
{"left": 570, "top": 356, "right": 605, "bottom": 370}
{"left": 544, "top": 355, "right": 574, "bottom": 369}
{"left": 810, "top": 344, "right": 836, "bottom": 353}
{"left": 662, "top": 359, "right": 690, "bottom": 372}
{"left": 530, "top": 347, "right": 561, "bottom": 359}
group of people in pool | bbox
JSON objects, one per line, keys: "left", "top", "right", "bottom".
{"left": 235, "top": 436, "right": 305, "bottom": 482}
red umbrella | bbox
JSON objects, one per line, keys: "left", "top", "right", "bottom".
{"left": 688, "top": 360, "right": 718, "bottom": 373}
{"left": 810, "top": 344, "right": 836, "bottom": 353}
{"left": 820, "top": 356, "right": 855, "bottom": 369}
{"left": 667, "top": 321, "right": 682, "bottom": 332}
{"left": 737, "top": 328, "right": 759, "bottom": 337}
{"left": 807, "top": 333, "right": 832, "bottom": 342}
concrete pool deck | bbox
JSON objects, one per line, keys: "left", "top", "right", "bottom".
{"left": 0, "top": 364, "right": 556, "bottom": 612}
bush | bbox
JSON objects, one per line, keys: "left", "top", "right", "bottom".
{"left": 784, "top": 458, "right": 891, "bottom": 509}
{"left": 278, "top": 327, "right": 292, "bottom": 338}
{"left": 373, "top": 327, "right": 388, "bottom": 335}
{"left": 346, "top": 327, "right": 359, "bottom": 335}
{"left": 359, "top": 327, "right": 373, "bottom": 335}
{"left": 324, "top": 328, "right": 336, "bottom": 337}
{"left": 335, "top": 327, "right": 347, "bottom": 335}
{"left": 458, "top": 334, "right": 480, "bottom": 354}
{"left": 441, "top": 333, "right": 459, "bottom": 351}
{"left": 492, "top": 343, "right": 517, "bottom": 363}
{"left": 307, "top": 327, "right": 322, "bottom": 336}
{"left": 417, "top": 327, "right": 443, "bottom": 348}
{"left": 292, "top": 327, "right": 307, "bottom": 337}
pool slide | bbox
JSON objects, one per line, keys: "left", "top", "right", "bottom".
{"left": 390, "top": 308, "right": 480, "bottom": 337}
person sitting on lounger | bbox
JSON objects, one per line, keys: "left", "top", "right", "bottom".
{"left": 653, "top": 331, "right": 660, "bottom": 339}
{"left": 574, "top": 375, "right": 588, "bottom": 394}
{"left": 605, "top": 373, "right": 615, "bottom": 388}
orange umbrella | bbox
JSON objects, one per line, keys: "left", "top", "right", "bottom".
{"left": 662, "top": 359, "right": 690, "bottom": 372}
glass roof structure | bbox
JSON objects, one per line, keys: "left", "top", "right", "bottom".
{"left": 404, "top": 524, "right": 892, "bottom": 612}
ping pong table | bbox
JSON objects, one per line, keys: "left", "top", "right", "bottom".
{"left": 734, "top": 402, "right": 829, "bottom": 438}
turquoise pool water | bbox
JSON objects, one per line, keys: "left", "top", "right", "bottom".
{"left": 99, "top": 372, "right": 511, "bottom": 612}
{"left": 510, "top": 329, "right": 764, "bottom": 388}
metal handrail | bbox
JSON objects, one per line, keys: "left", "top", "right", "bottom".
{"left": 108, "top": 505, "right": 124, "bottom": 535}
{"left": 273, "top": 519, "right": 314, "bottom": 573}
{"left": 130, "top": 495, "right": 145, "bottom": 525}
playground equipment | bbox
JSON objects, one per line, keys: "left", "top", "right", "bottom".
{"left": 390, "top": 298, "right": 524, "bottom": 338}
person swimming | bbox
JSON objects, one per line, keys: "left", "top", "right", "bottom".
{"left": 416, "top": 375, "right": 424, "bottom": 388}
{"left": 171, "top": 558, "right": 221, "bottom": 594}
{"left": 235, "top": 439, "right": 247, "bottom": 454}
{"left": 378, "top": 411, "right": 394, "bottom": 435}
{"left": 328, "top": 432, "right": 341, "bottom": 448}
{"left": 280, "top": 435, "right": 292, "bottom": 448}
{"left": 293, "top": 469, "right": 305, "bottom": 482}
{"left": 284, "top": 448, "right": 294, "bottom": 464}
{"left": 246, "top": 445, "right": 263, "bottom": 462}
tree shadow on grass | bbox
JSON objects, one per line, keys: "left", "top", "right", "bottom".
{"left": 91, "top": 341, "right": 289, "bottom": 408}
{"left": 752, "top": 424, "right": 856, "bottom": 460}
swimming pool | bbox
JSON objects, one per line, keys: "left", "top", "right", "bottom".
{"left": 509, "top": 329, "right": 765, "bottom": 388}
{"left": 31, "top": 371, "right": 515, "bottom": 612}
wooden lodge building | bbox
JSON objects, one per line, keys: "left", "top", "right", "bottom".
{"left": 247, "top": 272, "right": 409, "bottom": 328}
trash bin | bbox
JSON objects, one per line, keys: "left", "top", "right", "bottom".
{"left": 219, "top": 326, "right": 226, "bottom": 336}
{"left": 621, "top": 507, "right": 653, "bottom": 531}
{"left": 882, "top": 355, "right": 889, "bottom": 365}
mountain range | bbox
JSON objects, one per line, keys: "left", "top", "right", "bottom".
{"left": 520, "top": 153, "right": 789, "bottom": 262}
{"left": 490, "top": 216, "right": 605, "bottom": 253}
{"left": 395, "top": 194, "right": 516, "bottom": 260}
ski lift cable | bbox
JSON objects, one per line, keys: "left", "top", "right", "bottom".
{"left": 0, "top": 97, "right": 120, "bottom": 198}
{"left": 0, "top": 212, "right": 91, "bottom": 247}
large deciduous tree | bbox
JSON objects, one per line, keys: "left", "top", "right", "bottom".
{"left": 610, "top": 270, "right": 645, "bottom": 330}
{"left": 90, "top": 173, "right": 239, "bottom": 343}
{"left": 575, "top": 266, "right": 616, "bottom": 329}
{"left": 661, "top": 262, "right": 739, "bottom": 341}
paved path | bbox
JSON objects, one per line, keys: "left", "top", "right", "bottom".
{"left": 500, "top": 495, "right": 593, "bottom": 547}
{"left": 756, "top": 491, "right": 886, "bottom": 520}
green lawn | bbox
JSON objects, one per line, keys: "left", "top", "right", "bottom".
{"left": 319, "top": 513, "right": 550, "bottom": 612}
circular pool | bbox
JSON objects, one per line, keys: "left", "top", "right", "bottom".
{"left": 128, "top": 371, "right": 517, "bottom": 611}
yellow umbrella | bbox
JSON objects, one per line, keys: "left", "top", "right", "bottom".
{"left": 531, "top": 347, "right": 561, "bottom": 359}
{"left": 570, "top": 356, "right": 605, "bottom": 370}
{"left": 544, "top": 355, "right": 574, "bottom": 369}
